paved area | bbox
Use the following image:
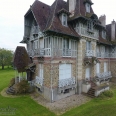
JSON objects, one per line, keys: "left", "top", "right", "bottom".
{"left": 31, "top": 93, "right": 91, "bottom": 115}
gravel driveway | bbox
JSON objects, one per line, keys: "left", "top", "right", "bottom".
{"left": 31, "top": 93, "right": 91, "bottom": 115}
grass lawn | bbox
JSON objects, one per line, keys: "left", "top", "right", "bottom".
{"left": 0, "top": 67, "right": 55, "bottom": 116}
{"left": 1, "top": 67, "right": 116, "bottom": 116}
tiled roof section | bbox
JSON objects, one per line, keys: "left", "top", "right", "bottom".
{"left": 45, "top": 0, "right": 80, "bottom": 38}
{"left": 57, "top": 8, "right": 71, "bottom": 15}
{"left": 74, "top": 0, "right": 94, "bottom": 18}
{"left": 31, "top": 0, "right": 50, "bottom": 31}
{"left": 98, "top": 36, "right": 111, "bottom": 45}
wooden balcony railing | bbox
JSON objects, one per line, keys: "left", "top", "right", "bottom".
{"left": 28, "top": 48, "right": 77, "bottom": 57}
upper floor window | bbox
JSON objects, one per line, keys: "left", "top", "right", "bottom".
{"left": 87, "top": 21, "right": 93, "bottom": 31}
{"left": 62, "top": 14, "right": 67, "bottom": 26}
{"left": 86, "top": 41, "right": 91, "bottom": 50}
{"left": 102, "top": 30, "right": 106, "bottom": 39}
{"left": 85, "top": 3, "right": 90, "bottom": 13}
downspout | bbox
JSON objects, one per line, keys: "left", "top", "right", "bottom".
{"left": 76, "top": 41, "right": 78, "bottom": 93}
{"left": 50, "top": 60, "right": 53, "bottom": 102}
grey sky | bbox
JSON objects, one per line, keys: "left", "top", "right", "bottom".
{"left": 0, "top": 0, "right": 115, "bottom": 51}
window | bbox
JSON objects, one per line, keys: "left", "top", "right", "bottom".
{"left": 102, "top": 30, "right": 106, "bottom": 39}
{"left": 85, "top": 67, "right": 91, "bottom": 79}
{"left": 86, "top": 41, "right": 91, "bottom": 50}
{"left": 34, "top": 40, "right": 38, "bottom": 49}
{"left": 63, "top": 38, "right": 70, "bottom": 49}
{"left": 44, "top": 37, "right": 51, "bottom": 48}
{"left": 86, "top": 3, "right": 90, "bottom": 13}
{"left": 96, "top": 63, "right": 100, "bottom": 74}
{"left": 87, "top": 21, "right": 93, "bottom": 31}
{"left": 62, "top": 14, "right": 67, "bottom": 26}
{"left": 39, "top": 64, "right": 43, "bottom": 78}
{"left": 104, "top": 62, "right": 108, "bottom": 72}
{"left": 59, "top": 64, "right": 71, "bottom": 80}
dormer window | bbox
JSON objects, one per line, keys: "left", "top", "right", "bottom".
{"left": 62, "top": 13, "right": 67, "bottom": 26}
{"left": 102, "top": 30, "right": 106, "bottom": 39}
{"left": 86, "top": 3, "right": 90, "bottom": 13}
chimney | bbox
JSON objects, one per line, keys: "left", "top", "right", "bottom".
{"left": 68, "top": 0, "right": 76, "bottom": 17}
{"left": 99, "top": 15, "right": 106, "bottom": 27}
{"left": 111, "top": 20, "right": 116, "bottom": 41}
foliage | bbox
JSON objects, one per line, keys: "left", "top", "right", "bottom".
{"left": 9, "top": 77, "right": 15, "bottom": 87}
{"left": 0, "top": 48, "right": 13, "bottom": 69}
{"left": 98, "top": 90, "right": 114, "bottom": 99}
{"left": 15, "top": 80, "right": 30, "bottom": 94}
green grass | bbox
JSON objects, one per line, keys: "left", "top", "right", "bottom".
{"left": 62, "top": 87, "right": 116, "bottom": 116}
{"left": 1, "top": 67, "right": 116, "bottom": 116}
{"left": 0, "top": 67, "right": 55, "bottom": 116}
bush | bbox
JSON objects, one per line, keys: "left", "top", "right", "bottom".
{"left": 103, "top": 90, "right": 113, "bottom": 97}
{"left": 98, "top": 90, "right": 113, "bottom": 99}
{"left": 9, "top": 78, "right": 15, "bottom": 87}
{"left": 16, "top": 80, "right": 30, "bottom": 94}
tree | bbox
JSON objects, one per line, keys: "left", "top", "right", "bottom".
{"left": 0, "top": 48, "right": 13, "bottom": 69}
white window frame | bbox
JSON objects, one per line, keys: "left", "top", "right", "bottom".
{"left": 85, "top": 67, "right": 91, "bottom": 79}
{"left": 86, "top": 41, "right": 91, "bottom": 50}
{"left": 87, "top": 21, "right": 93, "bottom": 31}
{"left": 104, "top": 62, "right": 108, "bottom": 72}
{"left": 62, "top": 13, "right": 67, "bottom": 26}
{"left": 39, "top": 64, "right": 43, "bottom": 78}
{"left": 96, "top": 63, "right": 100, "bottom": 74}
{"left": 59, "top": 64, "right": 72, "bottom": 80}
{"left": 86, "top": 3, "right": 90, "bottom": 13}
{"left": 102, "top": 30, "right": 106, "bottom": 39}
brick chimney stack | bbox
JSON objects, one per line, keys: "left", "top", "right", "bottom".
{"left": 99, "top": 15, "right": 106, "bottom": 28}
{"left": 111, "top": 19, "right": 116, "bottom": 41}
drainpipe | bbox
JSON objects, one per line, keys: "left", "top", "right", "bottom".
{"left": 50, "top": 60, "right": 53, "bottom": 102}
{"left": 75, "top": 41, "right": 78, "bottom": 93}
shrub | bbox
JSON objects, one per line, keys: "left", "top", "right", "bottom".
{"left": 98, "top": 90, "right": 113, "bottom": 99}
{"left": 103, "top": 90, "right": 113, "bottom": 97}
{"left": 16, "top": 80, "right": 30, "bottom": 94}
{"left": 9, "top": 78, "right": 15, "bottom": 87}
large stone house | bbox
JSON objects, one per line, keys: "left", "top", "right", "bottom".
{"left": 20, "top": 0, "right": 116, "bottom": 102}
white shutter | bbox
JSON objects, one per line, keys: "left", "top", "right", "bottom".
{"left": 85, "top": 67, "right": 90, "bottom": 79}
{"left": 104, "top": 62, "right": 107, "bottom": 72}
{"left": 96, "top": 63, "right": 100, "bottom": 74}
{"left": 39, "top": 64, "right": 43, "bottom": 78}
{"left": 59, "top": 64, "right": 71, "bottom": 80}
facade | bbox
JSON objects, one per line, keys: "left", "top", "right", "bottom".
{"left": 21, "top": 0, "right": 116, "bottom": 102}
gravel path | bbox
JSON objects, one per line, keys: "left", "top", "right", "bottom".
{"left": 31, "top": 93, "right": 91, "bottom": 115}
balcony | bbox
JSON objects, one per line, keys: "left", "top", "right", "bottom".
{"left": 97, "top": 52, "right": 116, "bottom": 58}
{"left": 85, "top": 50, "right": 95, "bottom": 57}
{"left": 95, "top": 71, "right": 112, "bottom": 82}
{"left": 28, "top": 48, "right": 77, "bottom": 57}
{"left": 77, "top": 27, "right": 99, "bottom": 39}
{"left": 58, "top": 77, "right": 76, "bottom": 93}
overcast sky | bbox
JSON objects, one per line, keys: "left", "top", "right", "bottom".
{"left": 0, "top": 0, "right": 116, "bottom": 51}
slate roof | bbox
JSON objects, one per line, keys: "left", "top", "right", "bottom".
{"left": 23, "top": 0, "right": 114, "bottom": 45}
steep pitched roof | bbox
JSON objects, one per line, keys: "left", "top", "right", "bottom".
{"left": 45, "top": 0, "right": 80, "bottom": 38}
{"left": 30, "top": 0, "right": 51, "bottom": 31}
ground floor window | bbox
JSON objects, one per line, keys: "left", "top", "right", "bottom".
{"left": 104, "top": 62, "right": 108, "bottom": 72}
{"left": 85, "top": 67, "right": 91, "bottom": 79}
{"left": 39, "top": 64, "right": 43, "bottom": 78}
{"left": 59, "top": 64, "right": 71, "bottom": 80}
{"left": 96, "top": 63, "right": 100, "bottom": 74}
